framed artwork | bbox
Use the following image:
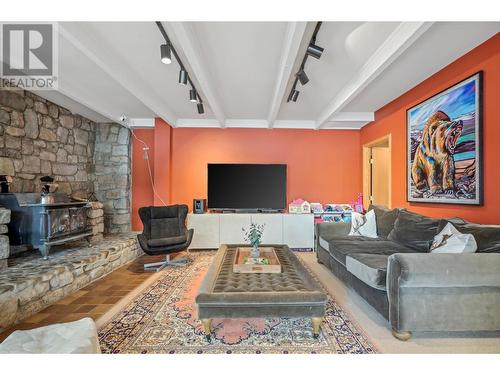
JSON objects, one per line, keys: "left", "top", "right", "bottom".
{"left": 407, "top": 72, "right": 483, "bottom": 205}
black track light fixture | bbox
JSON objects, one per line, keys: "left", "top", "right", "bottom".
{"left": 307, "top": 43, "right": 324, "bottom": 60}
{"left": 160, "top": 43, "right": 172, "bottom": 64}
{"left": 189, "top": 89, "right": 198, "bottom": 103}
{"left": 297, "top": 69, "right": 309, "bottom": 85}
{"left": 179, "top": 69, "right": 188, "bottom": 85}
{"left": 156, "top": 22, "right": 206, "bottom": 115}
{"left": 287, "top": 22, "right": 323, "bottom": 104}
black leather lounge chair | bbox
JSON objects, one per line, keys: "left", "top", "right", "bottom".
{"left": 137, "top": 205, "right": 194, "bottom": 272}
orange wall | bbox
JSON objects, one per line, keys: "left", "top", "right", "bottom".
{"left": 131, "top": 126, "right": 362, "bottom": 230}
{"left": 170, "top": 128, "right": 362, "bottom": 207}
{"left": 153, "top": 118, "right": 172, "bottom": 206}
{"left": 360, "top": 33, "right": 500, "bottom": 224}
{"left": 131, "top": 128, "right": 155, "bottom": 230}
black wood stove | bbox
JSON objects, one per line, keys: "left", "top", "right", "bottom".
{"left": 0, "top": 192, "right": 92, "bottom": 259}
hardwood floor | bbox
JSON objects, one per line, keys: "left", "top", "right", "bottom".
{"left": 0, "top": 254, "right": 165, "bottom": 343}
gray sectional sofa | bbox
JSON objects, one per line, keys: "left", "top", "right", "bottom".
{"left": 315, "top": 205, "right": 500, "bottom": 340}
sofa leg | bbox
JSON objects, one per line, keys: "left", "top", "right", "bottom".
{"left": 392, "top": 329, "right": 412, "bottom": 341}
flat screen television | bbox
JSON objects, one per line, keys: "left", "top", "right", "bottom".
{"left": 207, "top": 164, "right": 287, "bottom": 211}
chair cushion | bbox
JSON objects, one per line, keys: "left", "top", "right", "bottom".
{"left": 346, "top": 254, "right": 389, "bottom": 290}
{"left": 324, "top": 236, "right": 413, "bottom": 266}
{"left": 147, "top": 234, "right": 187, "bottom": 248}
{"left": 388, "top": 210, "right": 440, "bottom": 252}
{"left": 151, "top": 217, "right": 181, "bottom": 238}
{"left": 438, "top": 219, "right": 500, "bottom": 253}
{"left": 369, "top": 204, "right": 401, "bottom": 238}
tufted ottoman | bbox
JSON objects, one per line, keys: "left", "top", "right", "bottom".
{"left": 196, "top": 244, "right": 327, "bottom": 340}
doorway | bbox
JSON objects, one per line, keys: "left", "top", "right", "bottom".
{"left": 363, "top": 135, "right": 391, "bottom": 210}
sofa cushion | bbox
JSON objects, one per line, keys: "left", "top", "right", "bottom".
{"left": 325, "top": 237, "right": 414, "bottom": 266}
{"left": 369, "top": 205, "right": 401, "bottom": 238}
{"left": 438, "top": 219, "right": 500, "bottom": 253}
{"left": 318, "top": 235, "right": 385, "bottom": 256}
{"left": 388, "top": 210, "right": 440, "bottom": 252}
{"left": 346, "top": 254, "right": 389, "bottom": 291}
{"left": 147, "top": 234, "right": 187, "bottom": 247}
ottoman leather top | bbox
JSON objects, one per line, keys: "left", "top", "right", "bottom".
{"left": 196, "top": 245, "right": 327, "bottom": 308}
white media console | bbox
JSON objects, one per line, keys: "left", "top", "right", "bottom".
{"left": 187, "top": 213, "right": 315, "bottom": 250}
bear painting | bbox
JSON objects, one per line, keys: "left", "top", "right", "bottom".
{"left": 407, "top": 72, "right": 482, "bottom": 205}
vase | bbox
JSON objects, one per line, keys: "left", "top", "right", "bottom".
{"left": 250, "top": 244, "right": 260, "bottom": 258}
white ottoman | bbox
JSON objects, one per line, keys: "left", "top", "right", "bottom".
{"left": 0, "top": 318, "right": 101, "bottom": 354}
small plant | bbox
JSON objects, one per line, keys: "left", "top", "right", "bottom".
{"left": 242, "top": 222, "right": 265, "bottom": 257}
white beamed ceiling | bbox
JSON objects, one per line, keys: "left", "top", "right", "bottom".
{"left": 30, "top": 21, "right": 500, "bottom": 129}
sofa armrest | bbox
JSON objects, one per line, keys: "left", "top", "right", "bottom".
{"left": 315, "top": 221, "right": 350, "bottom": 238}
{"left": 387, "top": 253, "right": 500, "bottom": 333}
{"left": 315, "top": 221, "right": 350, "bottom": 251}
{"left": 387, "top": 253, "right": 500, "bottom": 288}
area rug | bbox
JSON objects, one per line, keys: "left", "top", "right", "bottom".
{"left": 98, "top": 251, "right": 377, "bottom": 354}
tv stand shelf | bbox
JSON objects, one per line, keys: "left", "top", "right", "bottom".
{"left": 187, "top": 213, "right": 314, "bottom": 250}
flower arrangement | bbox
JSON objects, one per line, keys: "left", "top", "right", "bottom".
{"left": 242, "top": 222, "right": 265, "bottom": 258}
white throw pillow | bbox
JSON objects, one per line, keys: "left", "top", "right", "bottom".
{"left": 349, "top": 210, "right": 378, "bottom": 238}
{"left": 430, "top": 222, "right": 477, "bottom": 253}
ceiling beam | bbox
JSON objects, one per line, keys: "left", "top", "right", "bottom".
{"left": 57, "top": 23, "right": 178, "bottom": 126}
{"left": 329, "top": 112, "right": 374, "bottom": 122}
{"left": 165, "top": 22, "right": 226, "bottom": 127}
{"left": 266, "top": 22, "right": 308, "bottom": 128}
{"left": 174, "top": 116, "right": 371, "bottom": 130}
{"left": 315, "top": 22, "right": 434, "bottom": 129}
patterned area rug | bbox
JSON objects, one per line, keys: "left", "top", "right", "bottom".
{"left": 98, "top": 251, "right": 377, "bottom": 354}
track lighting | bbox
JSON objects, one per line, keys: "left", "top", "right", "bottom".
{"left": 297, "top": 69, "right": 309, "bottom": 85}
{"left": 179, "top": 69, "right": 188, "bottom": 85}
{"left": 156, "top": 21, "right": 205, "bottom": 115}
{"left": 189, "top": 89, "right": 198, "bottom": 103}
{"left": 287, "top": 22, "right": 323, "bottom": 104}
{"left": 160, "top": 43, "right": 172, "bottom": 64}
{"left": 307, "top": 43, "right": 324, "bottom": 60}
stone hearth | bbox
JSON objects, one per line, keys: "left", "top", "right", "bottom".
{"left": 0, "top": 235, "right": 143, "bottom": 332}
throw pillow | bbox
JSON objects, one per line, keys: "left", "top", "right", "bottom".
{"left": 437, "top": 219, "right": 500, "bottom": 253}
{"left": 369, "top": 204, "right": 401, "bottom": 238}
{"left": 349, "top": 210, "right": 377, "bottom": 238}
{"left": 430, "top": 222, "right": 477, "bottom": 253}
{"left": 388, "top": 210, "right": 440, "bottom": 252}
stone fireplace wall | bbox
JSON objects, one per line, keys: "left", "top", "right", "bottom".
{"left": 0, "top": 87, "right": 132, "bottom": 234}
{"left": 0, "top": 88, "right": 96, "bottom": 198}
{"left": 93, "top": 123, "right": 132, "bottom": 234}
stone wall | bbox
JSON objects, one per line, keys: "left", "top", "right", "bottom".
{"left": 0, "top": 235, "right": 143, "bottom": 331}
{"left": 0, "top": 88, "right": 96, "bottom": 198}
{"left": 0, "top": 207, "right": 10, "bottom": 269}
{"left": 93, "top": 123, "right": 131, "bottom": 234}
{"left": 0, "top": 87, "right": 132, "bottom": 234}
{"left": 87, "top": 202, "right": 105, "bottom": 242}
